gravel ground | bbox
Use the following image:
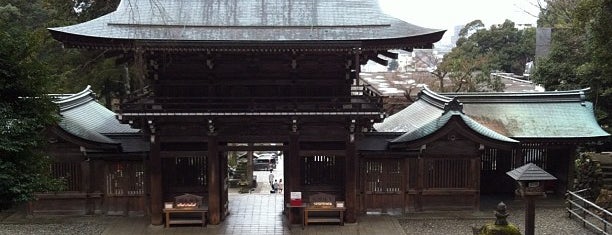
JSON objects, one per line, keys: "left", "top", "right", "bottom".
{"left": 399, "top": 207, "right": 598, "bottom": 235}
{"left": 0, "top": 214, "right": 110, "bottom": 235}
{"left": 0, "top": 223, "right": 106, "bottom": 235}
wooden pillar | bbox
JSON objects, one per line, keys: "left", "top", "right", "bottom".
{"left": 345, "top": 136, "right": 358, "bottom": 223}
{"left": 220, "top": 149, "right": 228, "bottom": 220}
{"left": 524, "top": 196, "right": 536, "bottom": 235}
{"left": 287, "top": 132, "right": 299, "bottom": 223}
{"left": 514, "top": 146, "right": 524, "bottom": 168}
{"left": 207, "top": 135, "right": 221, "bottom": 225}
{"left": 149, "top": 133, "right": 163, "bottom": 225}
{"left": 81, "top": 150, "right": 93, "bottom": 215}
{"left": 416, "top": 154, "right": 424, "bottom": 211}
{"left": 472, "top": 157, "right": 481, "bottom": 211}
{"left": 563, "top": 146, "right": 578, "bottom": 194}
{"left": 289, "top": 133, "right": 300, "bottom": 194}
{"left": 247, "top": 144, "right": 254, "bottom": 187}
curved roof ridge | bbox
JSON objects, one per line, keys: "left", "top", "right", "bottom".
{"left": 54, "top": 85, "right": 96, "bottom": 112}
{"left": 418, "top": 86, "right": 453, "bottom": 109}
{"left": 442, "top": 88, "right": 590, "bottom": 103}
{"left": 390, "top": 110, "right": 518, "bottom": 144}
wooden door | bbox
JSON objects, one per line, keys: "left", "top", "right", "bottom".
{"left": 360, "top": 158, "right": 404, "bottom": 214}
{"left": 104, "top": 161, "right": 146, "bottom": 215}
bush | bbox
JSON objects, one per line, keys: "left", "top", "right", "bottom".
{"left": 573, "top": 152, "right": 603, "bottom": 198}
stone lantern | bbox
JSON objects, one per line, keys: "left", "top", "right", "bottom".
{"left": 506, "top": 163, "right": 557, "bottom": 235}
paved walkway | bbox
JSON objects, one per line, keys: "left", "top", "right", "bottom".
{"left": 99, "top": 192, "right": 406, "bottom": 235}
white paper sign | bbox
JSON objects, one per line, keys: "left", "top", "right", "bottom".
{"left": 290, "top": 192, "right": 302, "bottom": 200}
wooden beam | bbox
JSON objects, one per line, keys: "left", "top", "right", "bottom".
{"left": 220, "top": 145, "right": 288, "bottom": 152}
{"left": 369, "top": 56, "right": 388, "bottom": 66}
{"left": 379, "top": 50, "right": 398, "bottom": 60}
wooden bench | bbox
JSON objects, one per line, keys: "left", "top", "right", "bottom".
{"left": 163, "top": 206, "right": 208, "bottom": 228}
{"left": 163, "top": 193, "right": 208, "bottom": 228}
{"left": 304, "top": 193, "right": 345, "bottom": 227}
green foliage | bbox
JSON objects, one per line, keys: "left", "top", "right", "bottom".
{"left": 537, "top": 0, "right": 579, "bottom": 28}
{"left": 532, "top": 28, "right": 587, "bottom": 90}
{"left": 0, "top": 154, "right": 65, "bottom": 208}
{"left": 441, "top": 19, "right": 535, "bottom": 92}
{"left": 532, "top": 0, "right": 612, "bottom": 133}
{"left": 36, "top": 0, "right": 128, "bottom": 107}
{"left": 0, "top": 1, "right": 125, "bottom": 207}
{"left": 477, "top": 223, "right": 522, "bottom": 235}
{"left": 0, "top": 3, "right": 64, "bottom": 207}
{"left": 573, "top": 153, "right": 603, "bottom": 198}
{"left": 575, "top": 0, "right": 612, "bottom": 132}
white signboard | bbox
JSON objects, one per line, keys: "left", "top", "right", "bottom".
{"left": 290, "top": 192, "right": 302, "bottom": 200}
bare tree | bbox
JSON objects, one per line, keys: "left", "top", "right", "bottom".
{"left": 413, "top": 50, "right": 448, "bottom": 92}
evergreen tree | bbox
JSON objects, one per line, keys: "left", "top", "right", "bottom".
{"left": 0, "top": 3, "right": 62, "bottom": 208}
{"left": 440, "top": 19, "right": 535, "bottom": 92}
{"left": 532, "top": 0, "right": 612, "bottom": 134}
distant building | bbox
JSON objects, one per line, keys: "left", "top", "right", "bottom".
{"left": 450, "top": 24, "right": 464, "bottom": 46}
{"left": 536, "top": 28, "right": 553, "bottom": 59}
{"left": 516, "top": 23, "right": 535, "bottom": 30}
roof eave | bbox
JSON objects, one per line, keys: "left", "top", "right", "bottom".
{"left": 48, "top": 29, "right": 445, "bottom": 52}
{"left": 50, "top": 126, "right": 122, "bottom": 151}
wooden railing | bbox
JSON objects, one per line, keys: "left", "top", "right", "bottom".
{"left": 566, "top": 188, "right": 612, "bottom": 235}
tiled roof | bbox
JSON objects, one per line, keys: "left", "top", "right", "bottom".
{"left": 53, "top": 86, "right": 141, "bottom": 147}
{"left": 375, "top": 87, "right": 610, "bottom": 140}
{"left": 390, "top": 110, "right": 518, "bottom": 144}
{"left": 58, "top": 116, "right": 118, "bottom": 144}
{"left": 54, "top": 86, "right": 139, "bottom": 135}
{"left": 373, "top": 96, "right": 445, "bottom": 133}
{"left": 48, "top": 0, "right": 444, "bottom": 49}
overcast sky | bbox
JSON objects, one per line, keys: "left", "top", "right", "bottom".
{"left": 378, "top": 0, "right": 541, "bottom": 31}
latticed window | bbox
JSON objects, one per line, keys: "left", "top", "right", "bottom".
{"left": 363, "top": 159, "right": 402, "bottom": 193}
{"left": 425, "top": 159, "right": 471, "bottom": 188}
{"left": 106, "top": 162, "right": 145, "bottom": 196}
{"left": 481, "top": 148, "right": 498, "bottom": 171}
{"left": 50, "top": 162, "right": 82, "bottom": 191}
{"left": 301, "top": 155, "right": 343, "bottom": 186}
{"left": 520, "top": 143, "right": 548, "bottom": 169}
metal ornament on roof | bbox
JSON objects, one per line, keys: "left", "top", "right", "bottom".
{"left": 442, "top": 97, "right": 464, "bottom": 114}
